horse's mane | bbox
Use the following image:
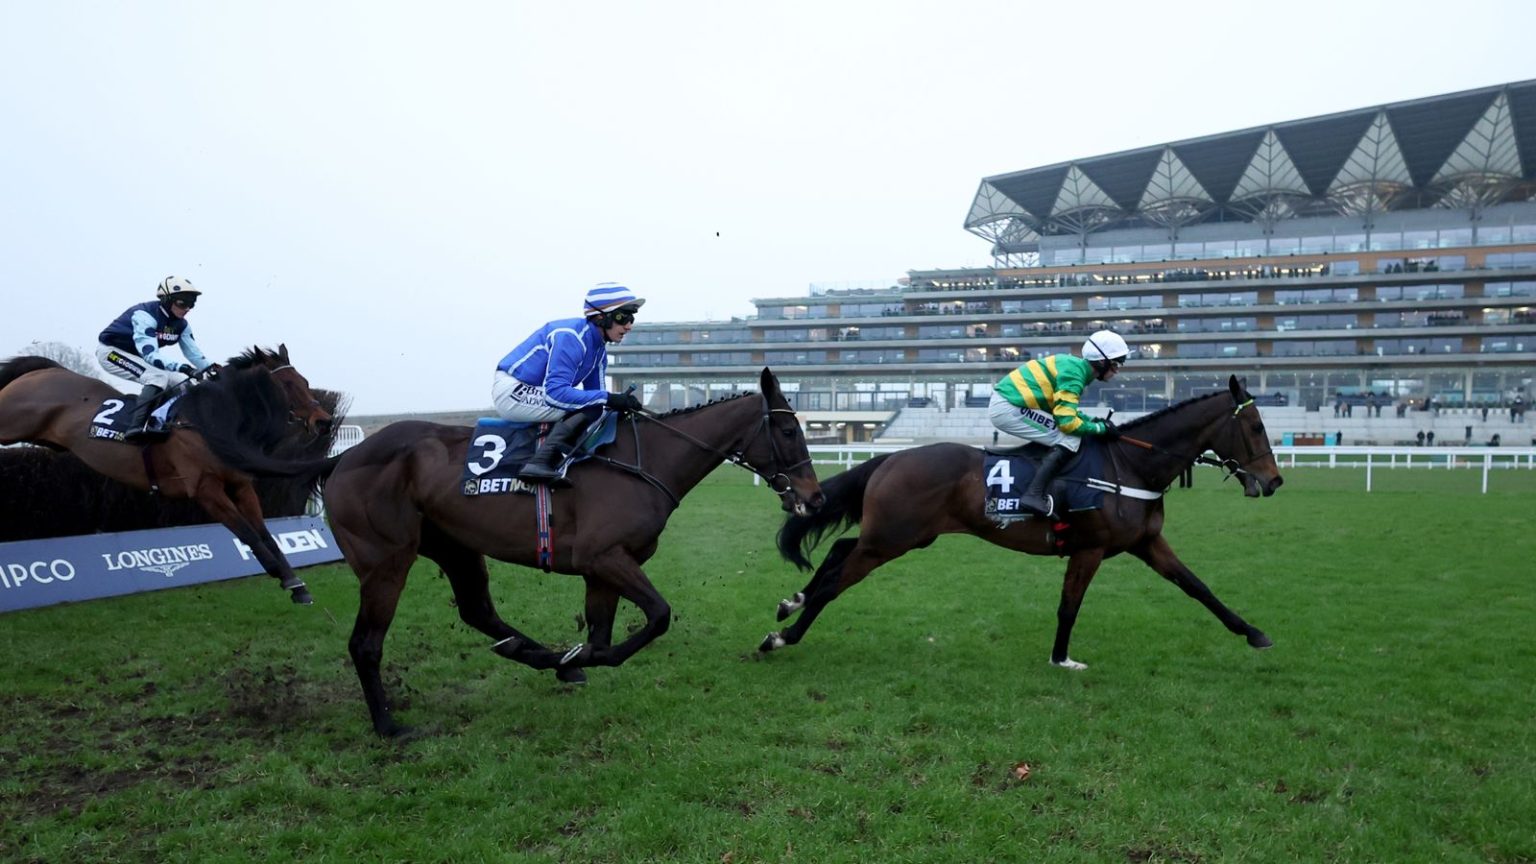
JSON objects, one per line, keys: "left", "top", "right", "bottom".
{"left": 649, "top": 391, "right": 758, "bottom": 419}
{"left": 1122, "top": 389, "right": 1231, "bottom": 430}
{"left": 174, "top": 347, "right": 295, "bottom": 459}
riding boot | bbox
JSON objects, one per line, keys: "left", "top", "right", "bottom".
{"left": 1018, "top": 444, "right": 1072, "bottom": 517}
{"left": 516, "top": 412, "right": 593, "bottom": 487}
{"left": 122, "top": 385, "right": 164, "bottom": 443}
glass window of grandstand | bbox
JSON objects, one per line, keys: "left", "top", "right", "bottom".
{"left": 1485, "top": 281, "right": 1536, "bottom": 298}
{"left": 1272, "top": 340, "right": 1357, "bottom": 357}
{"left": 1477, "top": 225, "right": 1513, "bottom": 245}
{"left": 764, "top": 350, "right": 814, "bottom": 364}
{"left": 696, "top": 328, "right": 750, "bottom": 344}
{"left": 918, "top": 323, "right": 967, "bottom": 339}
{"left": 1512, "top": 224, "right": 1536, "bottom": 243}
{"left": 688, "top": 352, "right": 750, "bottom": 365}
{"left": 915, "top": 348, "right": 966, "bottom": 362}
{"left": 1330, "top": 258, "right": 1361, "bottom": 275}
{"left": 1178, "top": 342, "right": 1258, "bottom": 359}
{"left": 1172, "top": 373, "right": 1235, "bottom": 401}
{"left": 840, "top": 350, "right": 904, "bottom": 363}
{"left": 1481, "top": 337, "right": 1530, "bottom": 354}
{"left": 1368, "top": 230, "right": 1403, "bottom": 251}
{"left": 1275, "top": 287, "right": 1358, "bottom": 305}
{"left": 1486, "top": 251, "right": 1536, "bottom": 270}
{"left": 1179, "top": 290, "right": 1257, "bottom": 308}
{"left": 1275, "top": 313, "right": 1357, "bottom": 331}
{"left": 1335, "top": 234, "right": 1368, "bottom": 253}
{"left": 1178, "top": 316, "right": 1257, "bottom": 333}
{"left": 1438, "top": 227, "right": 1473, "bottom": 248}
{"left": 611, "top": 352, "right": 678, "bottom": 366}
{"left": 840, "top": 302, "right": 903, "bottom": 317}
{"left": 1097, "top": 372, "right": 1166, "bottom": 411}
{"left": 1471, "top": 371, "right": 1505, "bottom": 405}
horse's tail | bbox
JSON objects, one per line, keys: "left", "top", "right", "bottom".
{"left": 0, "top": 356, "right": 63, "bottom": 392}
{"left": 777, "top": 452, "right": 894, "bottom": 571}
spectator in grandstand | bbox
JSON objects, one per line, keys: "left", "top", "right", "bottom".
{"left": 492, "top": 282, "right": 645, "bottom": 485}
{"left": 96, "top": 276, "right": 215, "bottom": 442}
{"left": 988, "top": 329, "right": 1127, "bottom": 517}
{"left": 1416, "top": 430, "right": 1426, "bottom": 447}
{"left": 1427, "top": 430, "right": 1436, "bottom": 446}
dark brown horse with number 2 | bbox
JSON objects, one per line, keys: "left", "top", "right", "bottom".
{"left": 0, "top": 345, "right": 333, "bottom": 605}
{"left": 323, "top": 368, "right": 823, "bottom": 737}
{"left": 765, "top": 375, "right": 1283, "bottom": 669}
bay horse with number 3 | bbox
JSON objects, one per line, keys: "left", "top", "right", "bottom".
{"left": 0, "top": 345, "right": 334, "bottom": 605}
{"left": 322, "top": 367, "right": 823, "bottom": 737}
{"left": 763, "top": 375, "right": 1283, "bottom": 669}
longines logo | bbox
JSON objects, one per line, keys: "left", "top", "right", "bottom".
{"left": 100, "top": 543, "right": 215, "bottom": 577}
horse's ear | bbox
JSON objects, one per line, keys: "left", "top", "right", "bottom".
{"left": 760, "top": 367, "right": 779, "bottom": 401}
{"left": 278, "top": 343, "right": 290, "bottom": 361}
{"left": 1229, "top": 375, "right": 1247, "bottom": 400}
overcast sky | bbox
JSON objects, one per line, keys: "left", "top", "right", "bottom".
{"left": 3, "top": 1, "right": 1533, "bottom": 415}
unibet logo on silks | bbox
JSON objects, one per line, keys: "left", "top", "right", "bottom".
{"left": 232, "top": 528, "right": 329, "bottom": 561}
{"left": 101, "top": 543, "right": 215, "bottom": 578}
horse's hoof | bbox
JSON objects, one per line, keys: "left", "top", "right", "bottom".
{"left": 559, "top": 643, "right": 589, "bottom": 666}
{"left": 1050, "top": 657, "right": 1088, "bottom": 671}
{"left": 775, "top": 593, "right": 804, "bottom": 622}
{"left": 290, "top": 587, "right": 313, "bottom": 606}
{"left": 759, "top": 632, "right": 786, "bottom": 653}
{"left": 1248, "top": 631, "right": 1274, "bottom": 649}
{"left": 556, "top": 667, "right": 588, "bottom": 685}
{"left": 377, "top": 720, "right": 418, "bottom": 740}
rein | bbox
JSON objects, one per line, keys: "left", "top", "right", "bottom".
{"left": 583, "top": 395, "right": 811, "bottom": 505}
{"left": 1113, "top": 396, "right": 1264, "bottom": 487}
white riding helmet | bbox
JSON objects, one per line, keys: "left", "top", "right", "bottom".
{"left": 1082, "top": 330, "right": 1130, "bottom": 363}
{"left": 156, "top": 276, "right": 202, "bottom": 302}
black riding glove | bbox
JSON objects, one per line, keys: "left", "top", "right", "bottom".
{"left": 605, "top": 392, "right": 643, "bottom": 413}
{"left": 177, "top": 364, "right": 197, "bottom": 377}
{"left": 1100, "top": 420, "right": 1122, "bottom": 440}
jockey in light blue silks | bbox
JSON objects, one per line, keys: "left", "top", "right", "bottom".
{"left": 491, "top": 282, "right": 647, "bottom": 485}
{"left": 97, "top": 276, "right": 215, "bottom": 441}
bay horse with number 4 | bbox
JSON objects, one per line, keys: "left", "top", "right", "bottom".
{"left": 323, "top": 367, "right": 823, "bottom": 737}
{"left": 0, "top": 345, "right": 334, "bottom": 605}
{"left": 764, "top": 375, "right": 1283, "bottom": 669}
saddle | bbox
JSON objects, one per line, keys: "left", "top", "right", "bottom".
{"left": 459, "top": 413, "right": 619, "bottom": 496}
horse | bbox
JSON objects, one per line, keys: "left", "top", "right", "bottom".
{"left": 763, "top": 374, "right": 1284, "bottom": 669}
{"left": 0, "top": 345, "right": 334, "bottom": 605}
{"left": 323, "top": 367, "right": 824, "bottom": 737}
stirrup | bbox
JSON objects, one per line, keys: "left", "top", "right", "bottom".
{"left": 1019, "top": 493, "right": 1054, "bottom": 517}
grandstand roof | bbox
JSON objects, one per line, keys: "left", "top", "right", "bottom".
{"left": 966, "top": 80, "right": 1536, "bottom": 247}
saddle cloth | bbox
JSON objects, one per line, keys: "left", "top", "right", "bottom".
{"left": 982, "top": 440, "right": 1109, "bottom": 523}
{"left": 459, "top": 413, "right": 619, "bottom": 496}
{"left": 87, "top": 394, "right": 179, "bottom": 442}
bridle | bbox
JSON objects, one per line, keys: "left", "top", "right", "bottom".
{"left": 268, "top": 363, "right": 327, "bottom": 432}
{"left": 586, "top": 394, "right": 813, "bottom": 506}
{"left": 1115, "top": 394, "right": 1269, "bottom": 486}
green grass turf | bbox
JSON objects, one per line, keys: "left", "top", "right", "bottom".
{"left": 2, "top": 466, "right": 1533, "bottom": 862}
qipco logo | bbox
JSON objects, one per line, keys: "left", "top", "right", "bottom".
{"left": 1, "top": 559, "right": 77, "bottom": 589}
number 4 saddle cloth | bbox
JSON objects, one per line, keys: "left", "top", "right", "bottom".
{"left": 982, "top": 440, "right": 1113, "bottom": 524}
{"left": 458, "top": 413, "right": 619, "bottom": 496}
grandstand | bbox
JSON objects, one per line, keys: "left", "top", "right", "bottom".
{"left": 608, "top": 80, "right": 1536, "bottom": 444}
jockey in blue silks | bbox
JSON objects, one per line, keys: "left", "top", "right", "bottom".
{"left": 96, "top": 276, "right": 216, "bottom": 441}
{"left": 491, "top": 282, "right": 647, "bottom": 485}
